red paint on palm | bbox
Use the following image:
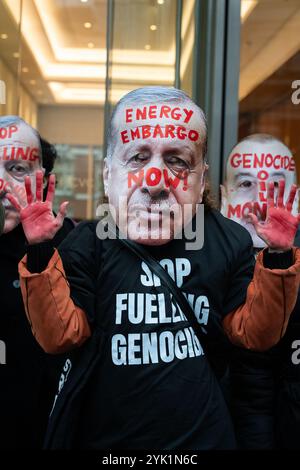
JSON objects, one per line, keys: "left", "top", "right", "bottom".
{"left": 19, "top": 200, "right": 66, "bottom": 244}
{"left": 4, "top": 170, "right": 68, "bottom": 244}
{"left": 247, "top": 180, "right": 300, "bottom": 251}
{"left": 250, "top": 207, "right": 299, "bottom": 250}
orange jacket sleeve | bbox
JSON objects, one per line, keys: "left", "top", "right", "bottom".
{"left": 19, "top": 249, "right": 91, "bottom": 354}
{"left": 223, "top": 247, "right": 300, "bottom": 351}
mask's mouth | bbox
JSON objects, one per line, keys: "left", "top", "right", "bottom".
{"left": 129, "top": 203, "right": 175, "bottom": 216}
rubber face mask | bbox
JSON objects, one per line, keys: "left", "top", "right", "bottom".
{"left": 221, "top": 139, "right": 298, "bottom": 248}
{"left": 0, "top": 121, "right": 42, "bottom": 233}
{"left": 103, "top": 102, "right": 207, "bottom": 245}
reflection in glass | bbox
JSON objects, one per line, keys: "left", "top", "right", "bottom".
{"left": 0, "top": 0, "right": 22, "bottom": 116}
{"left": 180, "top": 0, "right": 195, "bottom": 96}
{"left": 239, "top": 0, "right": 300, "bottom": 181}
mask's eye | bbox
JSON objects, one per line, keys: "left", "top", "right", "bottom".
{"left": 165, "top": 156, "right": 188, "bottom": 167}
{"left": 239, "top": 180, "right": 254, "bottom": 189}
{"left": 165, "top": 156, "right": 190, "bottom": 178}
{"left": 128, "top": 153, "right": 149, "bottom": 166}
{"left": 7, "top": 163, "right": 29, "bottom": 176}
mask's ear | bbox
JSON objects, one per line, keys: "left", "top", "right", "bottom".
{"left": 200, "top": 162, "right": 209, "bottom": 196}
{"left": 220, "top": 184, "right": 228, "bottom": 216}
{"left": 103, "top": 158, "right": 109, "bottom": 197}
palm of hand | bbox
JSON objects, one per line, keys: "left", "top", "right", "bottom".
{"left": 254, "top": 207, "right": 298, "bottom": 250}
{"left": 4, "top": 171, "right": 69, "bottom": 244}
{"left": 248, "top": 180, "right": 300, "bottom": 251}
{"left": 20, "top": 201, "right": 60, "bottom": 244}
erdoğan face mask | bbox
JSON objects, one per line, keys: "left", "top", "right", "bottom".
{"left": 0, "top": 121, "right": 42, "bottom": 234}
{"left": 220, "top": 138, "right": 298, "bottom": 248}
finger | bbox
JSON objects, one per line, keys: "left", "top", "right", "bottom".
{"left": 267, "top": 181, "right": 274, "bottom": 209}
{"left": 247, "top": 213, "right": 259, "bottom": 228}
{"left": 25, "top": 176, "right": 33, "bottom": 205}
{"left": 55, "top": 201, "right": 69, "bottom": 227}
{"left": 46, "top": 174, "right": 56, "bottom": 204}
{"left": 276, "top": 179, "right": 285, "bottom": 208}
{"left": 4, "top": 192, "right": 21, "bottom": 212}
{"left": 286, "top": 184, "right": 297, "bottom": 212}
{"left": 36, "top": 170, "right": 43, "bottom": 202}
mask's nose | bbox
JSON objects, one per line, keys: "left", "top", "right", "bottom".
{"left": 140, "top": 155, "right": 171, "bottom": 199}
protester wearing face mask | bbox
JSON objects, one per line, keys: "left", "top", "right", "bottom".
{"left": 0, "top": 116, "right": 73, "bottom": 449}
{"left": 8, "top": 89, "right": 300, "bottom": 450}
{"left": 221, "top": 133, "right": 300, "bottom": 449}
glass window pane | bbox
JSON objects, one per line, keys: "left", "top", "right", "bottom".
{"left": 0, "top": 0, "right": 22, "bottom": 116}
{"left": 110, "top": 0, "right": 176, "bottom": 103}
{"left": 239, "top": 0, "right": 300, "bottom": 181}
{"left": 180, "top": 0, "right": 196, "bottom": 96}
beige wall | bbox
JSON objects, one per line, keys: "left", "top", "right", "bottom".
{"left": 19, "top": 86, "right": 38, "bottom": 128}
{"left": 0, "top": 57, "right": 19, "bottom": 116}
{"left": 37, "top": 105, "right": 104, "bottom": 146}
{"left": 0, "top": 58, "right": 37, "bottom": 125}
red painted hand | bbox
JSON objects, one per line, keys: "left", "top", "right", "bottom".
{"left": 5, "top": 170, "right": 69, "bottom": 244}
{"left": 247, "top": 180, "right": 300, "bottom": 251}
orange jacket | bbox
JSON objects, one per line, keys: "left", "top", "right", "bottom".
{"left": 19, "top": 247, "right": 300, "bottom": 354}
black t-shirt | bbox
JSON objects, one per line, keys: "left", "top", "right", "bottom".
{"left": 0, "top": 219, "right": 74, "bottom": 450}
{"left": 58, "top": 209, "right": 254, "bottom": 450}
{"left": 273, "top": 230, "right": 300, "bottom": 370}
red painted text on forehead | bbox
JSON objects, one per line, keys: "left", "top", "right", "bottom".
{"left": 119, "top": 104, "right": 201, "bottom": 144}
{"left": 0, "top": 124, "right": 39, "bottom": 161}
{"left": 0, "top": 125, "right": 18, "bottom": 139}
{"left": 125, "top": 105, "right": 194, "bottom": 123}
{"left": 230, "top": 152, "right": 295, "bottom": 171}
{"left": 0, "top": 147, "right": 39, "bottom": 161}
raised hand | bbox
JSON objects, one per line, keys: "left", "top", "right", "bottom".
{"left": 247, "top": 180, "right": 300, "bottom": 251}
{"left": 5, "top": 170, "right": 69, "bottom": 244}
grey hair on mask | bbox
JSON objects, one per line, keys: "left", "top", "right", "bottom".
{"left": 106, "top": 86, "right": 208, "bottom": 163}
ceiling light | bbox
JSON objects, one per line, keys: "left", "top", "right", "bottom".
{"left": 84, "top": 22, "right": 92, "bottom": 29}
{"left": 241, "top": 0, "right": 258, "bottom": 23}
{"left": 30, "top": 79, "right": 36, "bottom": 85}
{"left": 1, "top": 33, "right": 8, "bottom": 39}
{"left": 157, "top": 0, "right": 164, "bottom": 4}
{"left": 81, "top": 0, "right": 88, "bottom": 2}
{"left": 144, "top": 44, "right": 151, "bottom": 50}
{"left": 22, "top": 67, "right": 29, "bottom": 73}
{"left": 150, "top": 24, "right": 157, "bottom": 31}
{"left": 13, "top": 52, "right": 20, "bottom": 58}
{"left": 88, "top": 42, "right": 94, "bottom": 48}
